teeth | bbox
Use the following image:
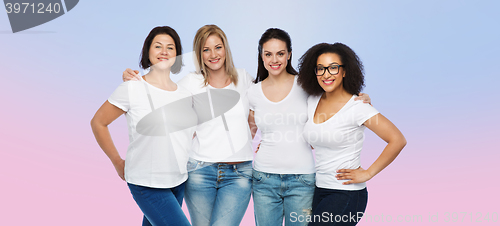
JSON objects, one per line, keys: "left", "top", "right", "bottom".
{"left": 270, "top": 65, "right": 280, "bottom": 69}
{"left": 323, "top": 80, "right": 334, "bottom": 84}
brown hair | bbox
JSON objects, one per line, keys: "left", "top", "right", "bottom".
{"left": 139, "top": 26, "right": 183, "bottom": 73}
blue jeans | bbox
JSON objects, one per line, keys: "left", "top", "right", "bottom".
{"left": 252, "top": 170, "right": 316, "bottom": 226}
{"left": 309, "top": 187, "right": 368, "bottom": 226}
{"left": 127, "top": 182, "right": 191, "bottom": 226}
{"left": 185, "top": 161, "right": 253, "bottom": 226}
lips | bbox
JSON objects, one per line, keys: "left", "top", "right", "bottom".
{"left": 270, "top": 64, "right": 281, "bottom": 70}
{"left": 209, "top": 58, "right": 220, "bottom": 63}
{"left": 158, "top": 57, "right": 168, "bottom": 61}
{"left": 323, "top": 79, "right": 335, "bottom": 85}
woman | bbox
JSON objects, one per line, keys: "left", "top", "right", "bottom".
{"left": 298, "top": 43, "right": 407, "bottom": 225}
{"left": 91, "top": 26, "right": 196, "bottom": 226}
{"left": 248, "top": 28, "right": 316, "bottom": 226}
{"left": 248, "top": 29, "right": 371, "bottom": 226}
{"left": 124, "top": 24, "right": 254, "bottom": 226}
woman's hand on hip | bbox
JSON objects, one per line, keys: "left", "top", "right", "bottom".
{"left": 336, "top": 167, "right": 373, "bottom": 185}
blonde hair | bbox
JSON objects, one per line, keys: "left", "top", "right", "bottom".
{"left": 193, "top": 24, "right": 238, "bottom": 86}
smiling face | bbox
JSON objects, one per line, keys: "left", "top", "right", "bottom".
{"left": 202, "top": 34, "right": 226, "bottom": 72}
{"left": 262, "top": 38, "right": 290, "bottom": 77}
{"left": 148, "top": 34, "right": 176, "bottom": 69}
{"left": 316, "top": 53, "right": 345, "bottom": 93}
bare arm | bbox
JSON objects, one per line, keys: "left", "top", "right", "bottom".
{"left": 90, "top": 101, "right": 127, "bottom": 180}
{"left": 122, "top": 68, "right": 141, "bottom": 82}
{"left": 248, "top": 110, "right": 258, "bottom": 139}
{"left": 336, "top": 114, "right": 406, "bottom": 184}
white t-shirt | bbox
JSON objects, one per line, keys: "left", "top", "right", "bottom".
{"left": 303, "top": 95, "right": 379, "bottom": 190}
{"left": 177, "top": 68, "right": 254, "bottom": 162}
{"left": 108, "top": 80, "right": 197, "bottom": 188}
{"left": 247, "top": 76, "right": 315, "bottom": 174}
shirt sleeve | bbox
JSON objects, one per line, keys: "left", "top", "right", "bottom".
{"left": 107, "top": 82, "right": 131, "bottom": 112}
{"left": 354, "top": 101, "right": 379, "bottom": 126}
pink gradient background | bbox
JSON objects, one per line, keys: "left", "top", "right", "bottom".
{"left": 1, "top": 0, "right": 499, "bottom": 225}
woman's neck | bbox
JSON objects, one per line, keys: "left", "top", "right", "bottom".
{"left": 207, "top": 67, "right": 231, "bottom": 88}
{"left": 322, "top": 87, "right": 351, "bottom": 102}
{"left": 145, "top": 69, "right": 177, "bottom": 91}
{"left": 264, "top": 71, "right": 294, "bottom": 85}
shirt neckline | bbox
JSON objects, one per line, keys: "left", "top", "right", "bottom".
{"left": 259, "top": 76, "right": 297, "bottom": 104}
{"left": 139, "top": 76, "right": 179, "bottom": 93}
{"left": 312, "top": 94, "right": 355, "bottom": 125}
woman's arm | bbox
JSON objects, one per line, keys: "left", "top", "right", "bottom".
{"left": 123, "top": 68, "right": 141, "bottom": 81}
{"left": 248, "top": 110, "right": 258, "bottom": 140}
{"left": 336, "top": 113, "right": 406, "bottom": 184}
{"left": 248, "top": 110, "right": 262, "bottom": 153}
{"left": 90, "top": 101, "right": 127, "bottom": 180}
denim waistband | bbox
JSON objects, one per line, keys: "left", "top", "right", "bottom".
{"left": 187, "top": 158, "right": 252, "bottom": 172}
{"left": 253, "top": 169, "right": 315, "bottom": 178}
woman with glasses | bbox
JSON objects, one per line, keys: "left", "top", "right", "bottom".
{"left": 298, "top": 43, "right": 406, "bottom": 225}
{"left": 248, "top": 29, "right": 371, "bottom": 226}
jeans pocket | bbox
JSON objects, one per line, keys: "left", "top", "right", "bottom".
{"left": 235, "top": 163, "right": 253, "bottom": 180}
{"left": 252, "top": 170, "right": 267, "bottom": 184}
{"left": 298, "top": 173, "right": 316, "bottom": 187}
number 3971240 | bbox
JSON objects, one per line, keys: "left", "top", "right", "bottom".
{"left": 5, "top": 3, "right": 62, "bottom": 14}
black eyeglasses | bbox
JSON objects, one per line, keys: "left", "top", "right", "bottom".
{"left": 315, "top": 64, "right": 344, "bottom": 76}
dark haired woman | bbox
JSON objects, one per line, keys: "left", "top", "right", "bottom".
{"left": 298, "top": 43, "right": 406, "bottom": 225}
{"left": 247, "top": 29, "right": 371, "bottom": 226}
{"left": 91, "top": 26, "right": 195, "bottom": 226}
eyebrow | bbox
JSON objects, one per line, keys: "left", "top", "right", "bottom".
{"left": 264, "top": 50, "right": 286, "bottom": 53}
{"left": 204, "top": 44, "right": 223, "bottom": 48}
{"left": 317, "top": 62, "right": 340, "bottom": 65}
{"left": 154, "top": 42, "right": 175, "bottom": 46}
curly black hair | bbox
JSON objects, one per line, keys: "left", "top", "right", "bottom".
{"left": 254, "top": 28, "right": 298, "bottom": 83}
{"left": 298, "top": 43, "right": 364, "bottom": 96}
{"left": 139, "top": 26, "right": 183, "bottom": 74}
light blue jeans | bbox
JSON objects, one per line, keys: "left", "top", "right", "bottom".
{"left": 252, "top": 169, "right": 316, "bottom": 226}
{"left": 185, "top": 161, "right": 253, "bottom": 226}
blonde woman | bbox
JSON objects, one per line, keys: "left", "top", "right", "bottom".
{"left": 123, "top": 25, "right": 254, "bottom": 226}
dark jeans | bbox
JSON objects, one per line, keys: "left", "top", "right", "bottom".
{"left": 309, "top": 187, "right": 368, "bottom": 226}
{"left": 128, "top": 182, "right": 191, "bottom": 226}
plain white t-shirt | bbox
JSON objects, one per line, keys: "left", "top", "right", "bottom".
{"left": 303, "top": 94, "right": 379, "bottom": 190}
{"left": 108, "top": 80, "right": 197, "bottom": 188}
{"left": 177, "top": 68, "right": 254, "bottom": 162}
{"left": 247, "top": 76, "right": 315, "bottom": 174}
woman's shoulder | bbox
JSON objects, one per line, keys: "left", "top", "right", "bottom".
{"left": 349, "top": 95, "right": 377, "bottom": 112}
{"left": 116, "top": 80, "right": 143, "bottom": 90}
{"left": 178, "top": 72, "right": 204, "bottom": 91}
{"left": 246, "top": 81, "right": 260, "bottom": 94}
{"left": 182, "top": 71, "right": 204, "bottom": 81}
{"left": 235, "top": 68, "right": 254, "bottom": 81}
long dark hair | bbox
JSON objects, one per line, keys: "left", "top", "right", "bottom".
{"left": 254, "top": 28, "right": 298, "bottom": 83}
